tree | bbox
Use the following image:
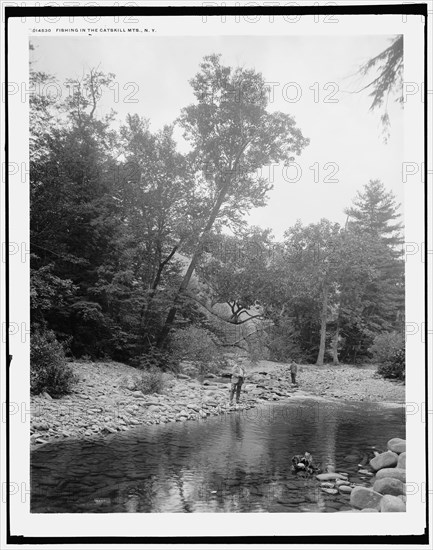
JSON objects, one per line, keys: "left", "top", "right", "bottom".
{"left": 30, "top": 67, "right": 124, "bottom": 356}
{"left": 196, "top": 227, "right": 274, "bottom": 323}
{"left": 356, "top": 35, "right": 403, "bottom": 139}
{"left": 157, "top": 54, "right": 309, "bottom": 347}
{"left": 345, "top": 179, "right": 403, "bottom": 248}
{"left": 282, "top": 219, "right": 342, "bottom": 366}
{"left": 343, "top": 180, "right": 404, "bottom": 360}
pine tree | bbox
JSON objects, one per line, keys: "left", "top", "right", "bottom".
{"left": 345, "top": 179, "right": 403, "bottom": 249}
{"left": 343, "top": 180, "right": 404, "bottom": 360}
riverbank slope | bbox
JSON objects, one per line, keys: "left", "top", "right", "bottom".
{"left": 31, "top": 359, "right": 404, "bottom": 447}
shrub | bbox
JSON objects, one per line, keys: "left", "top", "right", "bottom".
{"left": 136, "top": 368, "right": 165, "bottom": 395}
{"left": 132, "top": 346, "right": 178, "bottom": 372}
{"left": 170, "top": 325, "right": 221, "bottom": 375}
{"left": 368, "top": 331, "right": 404, "bottom": 364}
{"left": 31, "top": 330, "right": 78, "bottom": 397}
{"left": 377, "top": 348, "right": 405, "bottom": 381}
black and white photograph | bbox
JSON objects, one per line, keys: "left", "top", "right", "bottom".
{"left": 2, "top": 2, "right": 430, "bottom": 545}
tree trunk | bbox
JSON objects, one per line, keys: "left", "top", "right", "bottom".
{"left": 332, "top": 324, "right": 339, "bottom": 365}
{"left": 316, "top": 282, "right": 328, "bottom": 366}
{"left": 156, "top": 196, "right": 226, "bottom": 348}
{"left": 156, "top": 143, "right": 249, "bottom": 349}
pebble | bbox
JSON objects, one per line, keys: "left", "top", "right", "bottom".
{"left": 336, "top": 479, "right": 351, "bottom": 487}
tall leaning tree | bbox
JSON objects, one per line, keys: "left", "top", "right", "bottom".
{"left": 157, "top": 54, "right": 309, "bottom": 348}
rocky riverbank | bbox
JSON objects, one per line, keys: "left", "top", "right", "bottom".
{"left": 30, "top": 359, "right": 405, "bottom": 448}
{"left": 310, "top": 437, "right": 407, "bottom": 513}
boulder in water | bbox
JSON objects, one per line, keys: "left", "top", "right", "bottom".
{"left": 373, "top": 477, "right": 405, "bottom": 496}
{"left": 350, "top": 486, "right": 383, "bottom": 510}
{"left": 397, "top": 452, "right": 406, "bottom": 469}
{"left": 370, "top": 451, "right": 398, "bottom": 471}
{"left": 375, "top": 468, "right": 406, "bottom": 482}
{"left": 387, "top": 437, "right": 406, "bottom": 454}
{"left": 380, "top": 494, "right": 406, "bottom": 512}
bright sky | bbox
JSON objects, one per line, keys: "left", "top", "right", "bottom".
{"left": 31, "top": 34, "right": 403, "bottom": 240}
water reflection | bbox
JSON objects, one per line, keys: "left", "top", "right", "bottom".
{"left": 31, "top": 399, "right": 404, "bottom": 513}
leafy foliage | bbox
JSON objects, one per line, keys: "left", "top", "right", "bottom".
{"left": 31, "top": 330, "right": 78, "bottom": 397}
{"left": 369, "top": 331, "right": 404, "bottom": 364}
{"left": 376, "top": 347, "right": 405, "bottom": 381}
{"left": 136, "top": 368, "right": 166, "bottom": 395}
{"left": 29, "top": 48, "right": 404, "bottom": 374}
{"left": 356, "top": 35, "right": 403, "bottom": 140}
{"left": 170, "top": 326, "right": 221, "bottom": 375}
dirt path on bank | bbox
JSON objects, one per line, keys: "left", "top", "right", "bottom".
{"left": 31, "top": 360, "right": 404, "bottom": 448}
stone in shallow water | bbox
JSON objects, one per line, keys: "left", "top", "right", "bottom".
{"left": 321, "top": 488, "right": 339, "bottom": 495}
{"left": 375, "top": 468, "right": 406, "bottom": 482}
{"left": 397, "top": 452, "right": 406, "bottom": 469}
{"left": 344, "top": 454, "right": 361, "bottom": 462}
{"left": 370, "top": 451, "right": 398, "bottom": 471}
{"left": 336, "top": 479, "right": 351, "bottom": 487}
{"left": 358, "top": 469, "right": 374, "bottom": 476}
{"left": 373, "top": 477, "right": 405, "bottom": 496}
{"left": 316, "top": 473, "right": 346, "bottom": 481}
{"left": 350, "top": 486, "right": 383, "bottom": 510}
{"left": 387, "top": 437, "right": 406, "bottom": 454}
{"left": 380, "top": 494, "right": 406, "bottom": 512}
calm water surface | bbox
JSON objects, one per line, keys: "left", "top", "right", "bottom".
{"left": 31, "top": 399, "right": 404, "bottom": 513}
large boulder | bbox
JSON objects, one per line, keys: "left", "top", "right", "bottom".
{"left": 373, "top": 477, "right": 405, "bottom": 496}
{"left": 387, "top": 438, "right": 406, "bottom": 454}
{"left": 375, "top": 468, "right": 406, "bottom": 482}
{"left": 397, "top": 452, "right": 406, "bottom": 469}
{"left": 380, "top": 494, "right": 406, "bottom": 512}
{"left": 350, "top": 486, "right": 383, "bottom": 510}
{"left": 370, "top": 450, "right": 398, "bottom": 471}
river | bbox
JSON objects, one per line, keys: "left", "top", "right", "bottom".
{"left": 31, "top": 398, "right": 405, "bottom": 513}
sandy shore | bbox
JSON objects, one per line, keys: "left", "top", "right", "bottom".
{"left": 30, "top": 360, "right": 404, "bottom": 448}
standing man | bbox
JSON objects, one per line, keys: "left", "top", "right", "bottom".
{"left": 229, "top": 361, "right": 246, "bottom": 405}
{"left": 290, "top": 359, "right": 298, "bottom": 386}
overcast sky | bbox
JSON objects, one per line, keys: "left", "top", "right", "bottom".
{"left": 31, "top": 34, "right": 404, "bottom": 240}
